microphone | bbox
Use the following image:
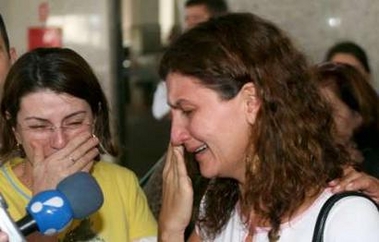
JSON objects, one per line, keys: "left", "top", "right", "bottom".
{"left": 57, "top": 172, "right": 104, "bottom": 219}
{"left": 16, "top": 190, "right": 73, "bottom": 236}
{"left": 16, "top": 172, "right": 103, "bottom": 236}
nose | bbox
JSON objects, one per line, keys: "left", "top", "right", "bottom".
{"left": 49, "top": 128, "right": 69, "bottom": 150}
{"left": 170, "top": 115, "right": 191, "bottom": 146}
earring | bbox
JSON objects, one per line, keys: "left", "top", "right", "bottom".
{"left": 17, "top": 143, "right": 26, "bottom": 158}
{"left": 245, "top": 154, "right": 260, "bottom": 175}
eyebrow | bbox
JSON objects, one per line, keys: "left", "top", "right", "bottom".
{"left": 168, "top": 99, "right": 185, "bottom": 109}
{"left": 23, "top": 111, "right": 88, "bottom": 122}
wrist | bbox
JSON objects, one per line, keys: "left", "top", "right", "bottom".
{"left": 158, "top": 227, "right": 185, "bottom": 242}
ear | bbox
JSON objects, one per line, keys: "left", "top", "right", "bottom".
{"left": 9, "top": 47, "right": 17, "bottom": 64}
{"left": 12, "top": 125, "right": 22, "bottom": 144}
{"left": 92, "top": 117, "right": 97, "bottom": 134}
{"left": 7, "top": 111, "right": 22, "bottom": 144}
{"left": 241, "top": 82, "right": 261, "bottom": 124}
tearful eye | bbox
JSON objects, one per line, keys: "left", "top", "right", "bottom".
{"left": 181, "top": 109, "right": 193, "bottom": 116}
{"left": 67, "top": 121, "right": 83, "bottom": 126}
{"left": 63, "top": 121, "right": 85, "bottom": 130}
{"left": 29, "top": 125, "right": 50, "bottom": 131}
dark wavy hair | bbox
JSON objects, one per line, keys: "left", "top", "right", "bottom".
{"left": 325, "top": 41, "right": 371, "bottom": 74}
{"left": 0, "top": 14, "right": 10, "bottom": 55}
{"left": 314, "top": 62, "right": 379, "bottom": 165}
{"left": 0, "top": 47, "right": 117, "bottom": 160}
{"left": 159, "top": 13, "right": 350, "bottom": 241}
{"left": 185, "top": 0, "right": 228, "bottom": 17}
{"left": 315, "top": 62, "right": 378, "bottom": 132}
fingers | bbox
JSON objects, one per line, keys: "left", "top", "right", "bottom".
{"left": 173, "top": 146, "right": 192, "bottom": 186}
{"left": 329, "top": 167, "right": 362, "bottom": 193}
{"left": 329, "top": 168, "right": 379, "bottom": 203}
{"left": 32, "top": 141, "right": 45, "bottom": 165}
{"left": 66, "top": 135, "right": 99, "bottom": 168}
{"left": 0, "top": 231, "right": 8, "bottom": 242}
{"left": 160, "top": 143, "right": 194, "bottom": 234}
{"left": 58, "top": 132, "right": 99, "bottom": 161}
{"left": 163, "top": 143, "right": 174, "bottom": 177}
{"left": 172, "top": 145, "right": 185, "bottom": 175}
{"left": 81, "top": 160, "right": 95, "bottom": 173}
{"left": 69, "top": 146, "right": 98, "bottom": 172}
{"left": 30, "top": 132, "right": 99, "bottom": 194}
{"left": 163, "top": 144, "right": 191, "bottom": 187}
{"left": 329, "top": 166, "right": 355, "bottom": 187}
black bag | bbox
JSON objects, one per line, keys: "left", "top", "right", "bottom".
{"left": 312, "top": 191, "right": 379, "bottom": 242}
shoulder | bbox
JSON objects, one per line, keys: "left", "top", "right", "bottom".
{"left": 92, "top": 161, "right": 139, "bottom": 186}
{"left": 324, "top": 193, "right": 379, "bottom": 241}
{"left": 327, "top": 194, "right": 378, "bottom": 219}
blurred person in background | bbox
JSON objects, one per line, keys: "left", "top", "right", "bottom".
{"left": 145, "top": 0, "right": 229, "bottom": 217}
{"left": 325, "top": 41, "right": 372, "bottom": 83}
{"left": 0, "top": 14, "right": 17, "bottom": 157}
{"left": 315, "top": 62, "right": 379, "bottom": 203}
{"left": 184, "top": 0, "right": 229, "bottom": 30}
{"left": 144, "top": 2, "right": 229, "bottom": 239}
{"left": 152, "top": 0, "right": 229, "bottom": 120}
{"left": 0, "top": 14, "right": 16, "bottom": 90}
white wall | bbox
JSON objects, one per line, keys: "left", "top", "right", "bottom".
{"left": 228, "top": 0, "right": 379, "bottom": 90}
{"left": 2, "top": 0, "right": 115, "bottom": 108}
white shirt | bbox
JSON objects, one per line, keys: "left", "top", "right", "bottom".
{"left": 199, "top": 189, "right": 379, "bottom": 242}
{"left": 152, "top": 81, "right": 170, "bottom": 120}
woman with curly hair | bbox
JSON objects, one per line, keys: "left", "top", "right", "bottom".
{"left": 158, "top": 13, "right": 379, "bottom": 242}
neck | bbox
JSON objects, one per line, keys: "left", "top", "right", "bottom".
{"left": 14, "top": 159, "right": 33, "bottom": 190}
{"left": 244, "top": 189, "right": 324, "bottom": 228}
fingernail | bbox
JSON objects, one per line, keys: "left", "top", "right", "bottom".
{"left": 332, "top": 185, "right": 341, "bottom": 193}
{"left": 346, "top": 183, "right": 354, "bottom": 190}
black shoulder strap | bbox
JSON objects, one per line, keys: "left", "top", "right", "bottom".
{"left": 312, "top": 191, "right": 379, "bottom": 242}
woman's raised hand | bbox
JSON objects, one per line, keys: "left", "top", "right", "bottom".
{"left": 31, "top": 132, "right": 99, "bottom": 194}
{"left": 158, "top": 144, "right": 193, "bottom": 242}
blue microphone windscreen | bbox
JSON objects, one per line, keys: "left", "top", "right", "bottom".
{"left": 57, "top": 172, "right": 104, "bottom": 219}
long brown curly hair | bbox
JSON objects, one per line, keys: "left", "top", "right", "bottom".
{"left": 159, "top": 13, "right": 351, "bottom": 241}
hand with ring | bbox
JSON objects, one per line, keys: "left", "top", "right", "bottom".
{"left": 31, "top": 131, "right": 99, "bottom": 195}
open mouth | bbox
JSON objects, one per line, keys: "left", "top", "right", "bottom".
{"left": 194, "top": 144, "right": 207, "bottom": 154}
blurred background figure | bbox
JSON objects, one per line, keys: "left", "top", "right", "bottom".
{"left": 144, "top": 1, "right": 229, "bottom": 238}
{"left": 315, "top": 62, "right": 379, "bottom": 204}
{"left": 146, "top": 0, "right": 229, "bottom": 213}
{"left": 315, "top": 62, "right": 379, "bottom": 178}
{"left": 0, "top": 14, "right": 16, "bottom": 95}
{"left": 0, "top": 14, "right": 17, "bottom": 148}
{"left": 152, "top": 0, "right": 229, "bottom": 121}
{"left": 184, "top": 0, "right": 229, "bottom": 30}
{"left": 325, "top": 41, "right": 372, "bottom": 83}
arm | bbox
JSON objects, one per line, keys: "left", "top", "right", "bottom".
{"left": 325, "top": 196, "right": 379, "bottom": 241}
{"left": 329, "top": 167, "right": 379, "bottom": 203}
{"left": 158, "top": 144, "right": 193, "bottom": 242}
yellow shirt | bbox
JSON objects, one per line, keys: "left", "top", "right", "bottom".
{"left": 0, "top": 158, "right": 157, "bottom": 241}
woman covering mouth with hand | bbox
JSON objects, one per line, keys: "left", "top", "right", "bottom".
{"left": 157, "top": 13, "right": 379, "bottom": 242}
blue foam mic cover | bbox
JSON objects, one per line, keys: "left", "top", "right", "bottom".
{"left": 57, "top": 172, "right": 104, "bottom": 219}
{"left": 25, "top": 190, "right": 73, "bottom": 235}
